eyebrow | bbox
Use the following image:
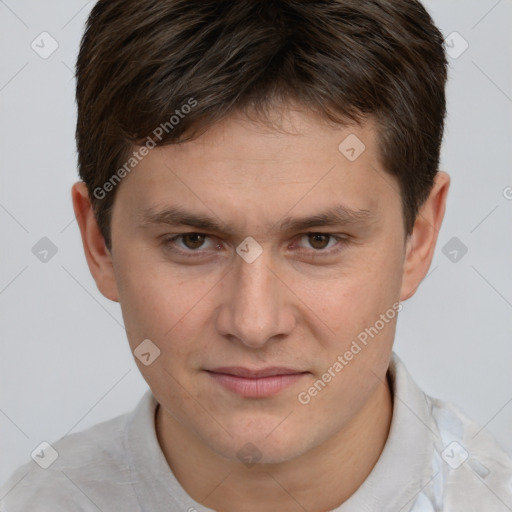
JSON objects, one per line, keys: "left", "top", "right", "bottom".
{"left": 277, "top": 206, "right": 375, "bottom": 232}
{"left": 139, "top": 204, "right": 376, "bottom": 235}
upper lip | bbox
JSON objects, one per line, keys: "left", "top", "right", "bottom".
{"left": 207, "top": 367, "right": 307, "bottom": 378}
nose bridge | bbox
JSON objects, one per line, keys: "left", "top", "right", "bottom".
{"left": 220, "top": 253, "right": 294, "bottom": 348}
{"left": 238, "top": 256, "right": 273, "bottom": 306}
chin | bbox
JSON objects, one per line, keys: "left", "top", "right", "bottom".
{"left": 206, "top": 422, "right": 318, "bottom": 467}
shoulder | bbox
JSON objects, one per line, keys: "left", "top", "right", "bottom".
{"left": 428, "top": 395, "right": 512, "bottom": 510}
{"left": 0, "top": 406, "right": 141, "bottom": 511}
{"left": 389, "top": 353, "right": 512, "bottom": 510}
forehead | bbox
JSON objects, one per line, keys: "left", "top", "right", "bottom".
{"left": 113, "top": 108, "right": 401, "bottom": 232}
{"left": 159, "top": 108, "right": 379, "bottom": 178}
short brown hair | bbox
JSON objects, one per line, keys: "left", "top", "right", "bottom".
{"left": 76, "top": 0, "right": 448, "bottom": 249}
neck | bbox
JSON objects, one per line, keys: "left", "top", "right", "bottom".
{"left": 156, "top": 376, "right": 393, "bottom": 512}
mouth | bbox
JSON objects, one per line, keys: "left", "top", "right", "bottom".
{"left": 205, "top": 367, "right": 309, "bottom": 398}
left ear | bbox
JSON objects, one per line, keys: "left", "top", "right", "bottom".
{"left": 400, "top": 171, "right": 450, "bottom": 301}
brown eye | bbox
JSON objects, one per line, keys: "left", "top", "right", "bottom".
{"left": 182, "top": 233, "right": 206, "bottom": 249}
{"left": 307, "top": 233, "right": 331, "bottom": 250}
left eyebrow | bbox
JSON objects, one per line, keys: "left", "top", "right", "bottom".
{"left": 274, "top": 205, "right": 377, "bottom": 233}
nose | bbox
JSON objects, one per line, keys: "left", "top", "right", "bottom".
{"left": 215, "top": 251, "right": 296, "bottom": 349}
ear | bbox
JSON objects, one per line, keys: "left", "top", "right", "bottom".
{"left": 400, "top": 171, "right": 450, "bottom": 301}
{"left": 71, "top": 182, "right": 119, "bottom": 302}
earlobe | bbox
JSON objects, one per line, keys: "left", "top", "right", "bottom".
{"left": 71, "top": 182, "right": 120, "bottom": 302}
{"left": 400, "top": 171, "right": 450, "bottom": 301}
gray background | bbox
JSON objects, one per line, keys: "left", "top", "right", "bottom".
{"left": 1, "top": 0, "right": 511, "bottom": 488}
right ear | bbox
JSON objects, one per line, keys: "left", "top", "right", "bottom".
{"left": 71, "top": 182, "right": 119, "bottom": 302}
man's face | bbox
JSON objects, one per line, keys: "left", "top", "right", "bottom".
{"left": 109, "top": 108, "right": 407, "bottom": 463}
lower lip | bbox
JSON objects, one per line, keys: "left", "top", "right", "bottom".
{"left": 207, "top": 372, "right": 307, "bottom": 398}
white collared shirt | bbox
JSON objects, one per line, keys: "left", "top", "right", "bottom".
{"left": 2, "top": 353, "right": 512, "bottom": 511}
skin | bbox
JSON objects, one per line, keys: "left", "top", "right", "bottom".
{"left": 73, "top": 106, "right": 449, "bottom": 512}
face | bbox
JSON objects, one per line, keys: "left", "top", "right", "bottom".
{"left": 108, "top": 108, "right": 408, "bottom": 464}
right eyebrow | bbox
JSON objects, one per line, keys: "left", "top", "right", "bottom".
{"left": 138, "top": 206, "right": 233, "bottom": 234}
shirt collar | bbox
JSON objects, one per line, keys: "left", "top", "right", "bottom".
{"left": 124, "top": 389, "right": 213, "bottom": 511}
{"left": 335, "top": 352, "right": 438, "bottom": 512}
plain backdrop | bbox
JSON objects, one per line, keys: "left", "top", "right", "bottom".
{"left": 1, "top": 0, "right": 511, "bottom": 488}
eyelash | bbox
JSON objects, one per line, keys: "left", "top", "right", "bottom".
{"left": 161, "top": 232, "right": 349, "bottom": 259}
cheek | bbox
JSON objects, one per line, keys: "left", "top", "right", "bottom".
{"left": 114, "top": 253, "right": 206, "bottom": 346}
{"left": 114, "top": 258, "right": 212, "bottom": 397}
{"left": 302, "top": 244, "right": 403, "bottom": 339}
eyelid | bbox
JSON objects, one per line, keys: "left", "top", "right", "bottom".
{"left": 298, "top": 233, "right": 340, "bottom": 249}
{"left": 163, "top": 233, "right": 218, "bottom": 252}
{"left": 291, "top": 233, "right": 349, "bottom": 253}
